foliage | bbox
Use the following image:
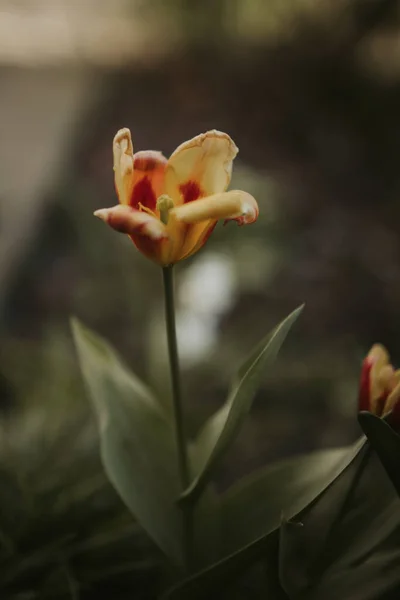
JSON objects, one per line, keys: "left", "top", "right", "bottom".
{"left": 0, "top": 404, "right": 164, "bottom": 599}
{"left": 72, "top": 310, "right": 400, "bottom": 598}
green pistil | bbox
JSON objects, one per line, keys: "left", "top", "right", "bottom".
{"left": 157, "top": 195, "right": 174, "bottom": 225}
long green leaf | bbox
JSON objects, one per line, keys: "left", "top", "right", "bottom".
{"left": 181, "top": 305, "right": 304, "bottom": 505}
{"left": 71, "top": 319, "right": 182, "bottom": 564}
{"left": 279, "top": 441, "right": 400, "bottom": 598}
{"left": 164, "top": 440, "right": 364, "bottom": 599}
{"left": 358, "top": 411, "right": 400, "bottom": 496}
{"left": 221, "top": 440, "right": 364, "bottom": 554}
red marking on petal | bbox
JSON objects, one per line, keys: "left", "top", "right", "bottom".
{"left": 223, "top": 217, "right": 245, "bottom": 226}
{"left": 179, "top": 180, "right": 203, "bottom": 203}
{"left": 103, "top": 209, "right": 133, "bottom": 234}
{"left": 358, "top": 358, "right": 372, "bottom": 412}
{"left": 130, "top": 234, "right": 161, "bottom": 263}
{"left": 131, "top": 177, "right": 157, "bottom": 211}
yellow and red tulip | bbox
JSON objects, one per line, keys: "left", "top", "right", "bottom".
{"left": 358, "top": 344, "right": 400, "bottom": 427}
{"left": 94, "top": 128, "right": 259, "bottom": 266}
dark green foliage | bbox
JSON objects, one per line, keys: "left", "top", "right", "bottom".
{"left": 72, "top": 317, "right": 400, "bottom": 599}
{"left": 279, "top": 445, "right": 400, "bottom": 599}
{"left": 165, "top": 441, "right": 400, "bottom": 599}
{"left": 359, "top": 412, "right": 400, "bottom": 497}
{"left": 0, "top": 410, "right": 164, "bottom": 599}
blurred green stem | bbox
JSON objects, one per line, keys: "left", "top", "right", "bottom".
{"left": 162, "top": 266, "right": 193, "bottom": 572}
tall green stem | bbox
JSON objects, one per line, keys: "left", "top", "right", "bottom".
{"left": 162, "top": 265, "right": 193, "bottom": 571}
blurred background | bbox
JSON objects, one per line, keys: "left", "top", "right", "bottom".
{"left": 1, "top": 0, "right": 400, "bottom": 596}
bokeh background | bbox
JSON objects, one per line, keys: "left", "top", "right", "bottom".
{"left": 1, "top": 0, "right": 400, "bottom": 596}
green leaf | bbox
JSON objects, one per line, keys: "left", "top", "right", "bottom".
{"left": 331, "top": 496, "right": 400, "bottom": 570}
{"left": 306, "top": 493, "right": 400, "bottom": 600}
{"left": 164, "top": 441, "right": 364, "bottom": 599}
{"left": 278, "top": 442, "right": 400, "bottom": 599}
{"left": 71, "top": 318, "right": 182, "bottom": 564}
{"left": 308, "top": 547, "right": 400, "bottom": 600}
{"left": 358, "top": 411, "right": 400, "bottom": 497}
{"left": 221, "top": 440, "right": 364, "bottom": 555}
{"left": 181, "top": 305, "right": 304, "bottom": 505}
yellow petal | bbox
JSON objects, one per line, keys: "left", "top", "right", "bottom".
{"left": 179, "top": 221, "right": 217, "bottom": 261}
{"left": 171, "top": 190, "right": 258, "bottom": 225}
{"left": 384, "top": 384, "right": 400, "bottom": 416}
{"left": 113, "top": 128, "right": 135, "bottom": 205}
{"left": 94, "top": 205, "right": 168, "bottom": 240}
{"left": 368, "top": 344, "right": 390, "bottom": 408}
{"left": 367, "top": 344, "right": 389, "bottom": 368}
{"left": 383, "top": 370, "right": 400, "bottom": 415}
{"left": 165, "top": 130, "right": 238, "bottom": 205}
{"left": 377, "top": 364, "right": 395, "bottom": 390}
{"left": 371, "top": 364, "right": 395, "bottom": 414}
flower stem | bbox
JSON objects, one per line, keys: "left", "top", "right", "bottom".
{"left": 162, "top": 265, "right": 193, "bottom": 572}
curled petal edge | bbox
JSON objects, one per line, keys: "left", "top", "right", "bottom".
{"left": 169, "top": 129, "right": 238, "bottom": 165}
{"left": 94, "top": 205, "right": 168, "bottom": 240}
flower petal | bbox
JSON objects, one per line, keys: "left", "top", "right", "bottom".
{"left": 368, "top": 344, "right": 390, "bottom": 411}
{"left": 131, "top": 150, "right": 167, "bottom": 212}
{"left": 94, "top": 205, "right": 167, "bottom": 240}
{"left": 368, "top": 344, "right": 389, "bottom": 370}
{"left": 374, "top": 364, "right": 395, "bottom": 415}
{"left": 165, "top": 130, "right": 238, "bottom": 205}
{"left": 171, "top": 190, "right": 258, "bottom": 225}
{"left": 389, "top": 378, "right": 400, "bottom": 429}
{"left": 113, "top": 128, "right": 167, "bottom": 212}
{"left": 384, "top": 370, "right": 400, "bottom": 415}
{"left": 113, "top": 128, "right": 134, "bottom": 205}
{"left": 179, "top": 221, "right": 217, "bottom": 261}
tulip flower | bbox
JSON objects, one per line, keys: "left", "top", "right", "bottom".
{"left": 94, "top": 128, "right": 259, "bottom": 265}
{"left": 358, "top": 344, "right": 400, "bottom": 426}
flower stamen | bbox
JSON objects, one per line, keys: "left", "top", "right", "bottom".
{"left": 138, "top": 202, "right": 157, "bottom": 218}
